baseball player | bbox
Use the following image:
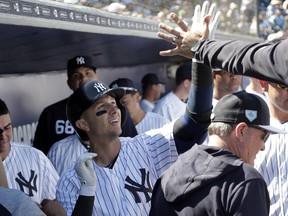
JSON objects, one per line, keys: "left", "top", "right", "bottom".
{"left": 56, "top": 57, "right": 213, "bottom": 215}
{"left": 0, "top": 98, "right": 59, "bottom": 204}
{"left": 55, "top": 3, "right": 220, "bottom": 214}
{"left": 34, "top": 55, "right": 138, "bottom": 155}
{"left": 158, "top": 6, "right": 288, "bottom": 216}
{"left": 254, "top": 80, "right": 288, "bottom": 216}
{"left": 153, "top": 61, "right": 192, "bottom": 122}
{"left": 109, "top": 78, "right": 169, "bottom": 134}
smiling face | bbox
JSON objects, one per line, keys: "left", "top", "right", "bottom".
{"left": 77, "top": 94, "right": 122, "bottom": 140}
{"left": 67, "top": 67, "right": 99, "bottom": 91}
{"left": 0, "top": 114, "right": 12, "bottom": 158}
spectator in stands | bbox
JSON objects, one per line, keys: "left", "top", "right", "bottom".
{"left": 0, "top": 98, "right": 59, "bottom": 205}
{"left": 34, "top": 55, "right": 137, "bottom": 155}
{"left": 269, "top": 9, "right": 285, "bottom": 32}
{"left": 259, "top": 10, "right": 273, "bottom": 39}
{"left": 109, "top": 78, "right": 168, "bottom": 134}
{"left": 140, "top": 73, "right": 164, "bottom": 112}
{"left": 153, "top": 61, "right": 192, "bottom": 122}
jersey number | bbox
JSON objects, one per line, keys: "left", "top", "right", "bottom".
{"left": 55, "top": 120, "right": 74, "bottom": 134}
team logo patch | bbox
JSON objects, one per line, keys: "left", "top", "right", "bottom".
{"left": 93, "top": 82, "right": 107, "bottom": 92}
{"left": 15, "top": 170, "right": 38, "bottom": 197}
{"left": 245, "top": 109, "right": 257, "bottom": 122}
{"left": 124, "top": 168, "right": 153, "bottom": 203}
{"left": 76, "top": 56, "right": 85, "bottom": 65}
{"left": 111, "top": 83, "right": 119, "bottom": 88}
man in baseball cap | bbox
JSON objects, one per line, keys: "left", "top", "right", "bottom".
{"left": 212, "top": 90, "right": 285, "bottom": 135}
{"left": 140, "top": 73, "right": 165, "bottom": 112}
{"left": 33, "top": 55, "right": 100, "bottom": 154}
{"left": 150, "top": 90, "right": 286, "bottom": 215}
{"left": 67, "top": 56, "right": 97, "bottom": 79}
{"left": 67, "top": 80, "right": 126, "bottom": 141}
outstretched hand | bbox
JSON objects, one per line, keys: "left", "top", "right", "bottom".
{"left": 157, "top": 1, "right": 221, "bottom": 58}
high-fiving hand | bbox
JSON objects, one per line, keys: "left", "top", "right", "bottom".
{"left": 157, "top": 1, "right": 221, "bottom": 58}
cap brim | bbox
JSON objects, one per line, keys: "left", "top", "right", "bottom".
{"left": 119, "top": 87, "right": 138, "bottom": 93}
{"left": 106, "top": 88, "right": 125, "bottom": 100}
{"left": 258, "top": 125, "right": 287, "bottom": 134}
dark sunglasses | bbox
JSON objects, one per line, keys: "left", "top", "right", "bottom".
{"left": 276, "top": 84, "right": 288, "bottom": 91}
{"left": 249, "top": 125, "right": 270, "bottom": 142}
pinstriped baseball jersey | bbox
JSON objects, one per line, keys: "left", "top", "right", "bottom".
{"left": 3, "top": 142, "right": 59, "bottom": 204}
{"left": 136, "top": 112, "right": 169, "bottom": 134}
{"left": 48, "top": 134, "right": 88, "bottom": 176}
{"left": 153, "top": 91, "right": 186, "bottom": 122}
{"left": 255, "top": 121, "right": 288, "bottom": 216}
{"left": 56, "top": 122, "right": 178, "bottom": 216}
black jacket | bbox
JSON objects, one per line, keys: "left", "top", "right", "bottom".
{"left": 195, "top": 39, "right": 288, "bottom": 85}
{"left": 150, "top": 145, "right": 270, "bottom": 216}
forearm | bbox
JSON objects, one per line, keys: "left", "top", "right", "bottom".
{"left": 195, "top": 39, "right": 288, "bottom": 85}
{"left": 174, "top": 62, "right": 213, "bottom": 154}
{"left": 72, "top": 195, "right": 94, "bottom": 216}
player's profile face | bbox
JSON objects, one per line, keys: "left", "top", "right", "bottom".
{"left": 0, "top": 114, "right": 13, "bottom": 153}
{"left": 268, "top": 83, "right": 288, "bottom": 113}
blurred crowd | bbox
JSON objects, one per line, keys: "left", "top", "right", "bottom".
{"left": 49, "top": 0, "right": 288, "bottom": 41}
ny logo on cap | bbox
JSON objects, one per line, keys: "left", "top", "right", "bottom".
{"left": 245, "top": 110, "right": 257, "bottom": 122}
{"left": 111, "top": 83, "right": 119, "bottom": 88}
{"left": 76, "top": 57, "right": 85, "bottom": 65}
{"left": 94, "top": 83, "right": 107, "bottom": 92}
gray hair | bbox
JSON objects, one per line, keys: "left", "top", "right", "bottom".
{"left": 208, "top": 122, "right": 236, "bottom": 137}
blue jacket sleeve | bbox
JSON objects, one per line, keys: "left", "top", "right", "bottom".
{"left": 174, "top": 62, "right": 213, "bottom": 154}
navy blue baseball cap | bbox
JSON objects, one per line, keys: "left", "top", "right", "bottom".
{"left": 141, "top": 73, "right": 165, "bottom": 87}
{"left": 67, "top": 56, "right": 96, "bottom": 78}
{"left": 212, "top": 90, "right": 286, "bottom": 134}
{"left": 67, "top": 80, "right": 126, "bottom": 140}
{"left": 109, "top": 78, "right": 138, "bottom": 93}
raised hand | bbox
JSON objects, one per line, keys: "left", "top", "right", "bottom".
{"left": 76, "top": 152, "right": 97, "bottom": 187}
{"left": 157, "top": 1, "right": 221, "bottom": 58}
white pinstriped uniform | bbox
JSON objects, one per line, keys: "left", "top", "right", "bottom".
{"left": 255, "top": 120, "right": 288, "bottom": 216}
{"left": 48, "top": 134, "right": 88, "bottom": 176}
{"left": 56, "top": 122, "right": 178, "bottom": 216}
{"left": 153, "top": 91, "right": 186, "bottom": 122}
{"left": 3, "top": 142, "right": 59, "bottom": 203}
{"left": 140, "top": 99, "right": 154, "bottom": 112}
{"left": 136, "top": 111, "right": 169, "bottom": 134}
